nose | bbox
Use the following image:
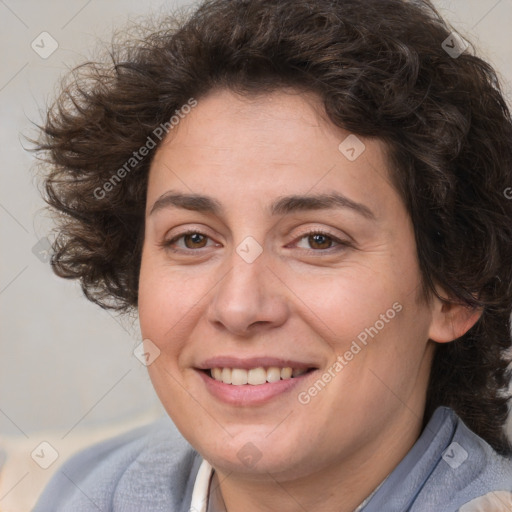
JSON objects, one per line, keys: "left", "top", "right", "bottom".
{"left": 206, "top": 248, "right": 289, "bottom": 337}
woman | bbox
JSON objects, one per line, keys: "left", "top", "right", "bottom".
{"left": 32, "top": 0, "right": 512, "bottom": 510}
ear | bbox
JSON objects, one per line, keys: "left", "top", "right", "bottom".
{"left": 428, "top": 286, "right": 483, "bottom": 343}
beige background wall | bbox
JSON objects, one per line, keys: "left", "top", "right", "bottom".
{"left": 1, "top": 0, "right": 511, "bottom": 510}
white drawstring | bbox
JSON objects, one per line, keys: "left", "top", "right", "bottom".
{"left": 189, "top": 458, "right": 214, "bottom": 512}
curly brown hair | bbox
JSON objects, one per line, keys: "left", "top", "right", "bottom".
{"left": 32, "top": 0, "right": 512, "bottom": 454}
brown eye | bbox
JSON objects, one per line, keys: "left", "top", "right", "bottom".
{"left": 161, "top": 230, "right": 215, "bottom": 253}
{"left": 293, "top": 230, "right": 351, "bottom": 254}
{"left": 307, "top": 233, "right": 334, "bottom": 250}
{"left": 182, "top": 232, "right": 208, "bottom": 249}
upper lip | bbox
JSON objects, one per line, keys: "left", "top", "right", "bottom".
{"left": 196, "top": 356, "right": 318, "bottom": 370}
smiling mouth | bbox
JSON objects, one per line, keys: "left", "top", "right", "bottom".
{"left": 204, "top": 366, "right": 317, "bottom": 385}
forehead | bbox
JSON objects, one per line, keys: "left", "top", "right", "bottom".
{"left": 146, "top": 88, "right": 400, "bottom": 221}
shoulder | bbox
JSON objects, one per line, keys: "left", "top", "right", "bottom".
{"left": 421, "top": 407, "right": 512, "bottom": 512}
{"left": 32, "top": 415, "right": 202, "bottom": 512}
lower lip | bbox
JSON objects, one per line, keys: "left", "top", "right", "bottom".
{"left": 196, "top": 370, "right": 315, "bottom": 406}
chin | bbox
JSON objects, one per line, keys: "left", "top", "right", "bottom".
{"left": 199, "top": 432, "right": 314, "bottom": 479}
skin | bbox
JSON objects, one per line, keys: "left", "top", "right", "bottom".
{"left": 138, "top": 88, "right": 480, "bottom": 512}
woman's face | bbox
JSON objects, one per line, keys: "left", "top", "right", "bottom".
{"left": 138, "top": 88, "right": 440, "bottom": 480}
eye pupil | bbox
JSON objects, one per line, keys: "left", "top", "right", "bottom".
{"left": 185, "top": 233, "right": 207, "bottom": 248}
{"left": 309, "top": 234, "right": 331, "bottom": 249}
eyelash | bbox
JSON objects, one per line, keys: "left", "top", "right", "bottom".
{"left": 159, "top": 229, "right": 351, "bottom": 255}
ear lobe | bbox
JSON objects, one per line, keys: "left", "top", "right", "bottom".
{"left": 428, "top": 297, "right": 483, "bottom": 344}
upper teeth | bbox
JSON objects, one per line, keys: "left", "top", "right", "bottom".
{"left": 210, "top": 367, "right": 308, "bottom": 385}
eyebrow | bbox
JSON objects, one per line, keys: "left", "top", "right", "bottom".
{"left": 149, "top": 190, "right": 375, "bottom": 220}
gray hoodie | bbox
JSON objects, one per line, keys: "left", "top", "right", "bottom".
{"left": 32, "top": 406, "right": 512, "bottom": 512}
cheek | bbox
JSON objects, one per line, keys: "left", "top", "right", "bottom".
{"left": 138, "top": 260, "right": 183, "bottom": 361}
{"left": 138, "top": 253, "right": 201, "bottom": 336}
{"left": 285, "top": 253, "right": 428, "bottom": 368}
{"left": 283, "top": 265, "right": 398, "bottom": 340}
{"left": 138, "top": 255, "right": 222, "bottom": 380}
